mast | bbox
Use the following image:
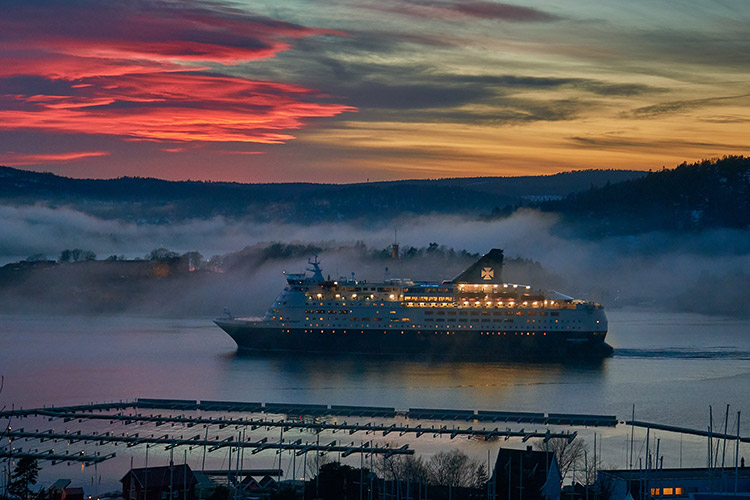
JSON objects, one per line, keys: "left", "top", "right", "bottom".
{"left": 722, "top": 404, "right": 730, "bottom": 470}
{"left": 629, "top": 405, "right": 635, "bottom": 471}
{"left": 735, "top": 411, "right": 741, "bottom": 495}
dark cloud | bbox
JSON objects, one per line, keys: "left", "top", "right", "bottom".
{"left": 255, "top": 42, "right": 661, "bottom": 120}
{"left": 266, "top": 55, "right": 659, "bottom": 124}
{"left": 699, "top": 115, "right": 750, "bottom": 124}
{"left": 453, "top": 2, "right": 561, "bottom": 21}
{"left": 370, "top": 98, "right": 588, "bottom": 125}
{"left": 630, "top": 93, "right": 750, "bottom": 118}
{"left": 567, "top": 135, "right": 750, "bottom": 151}
{"left": 339, "top": 82, "right": 496, "bottom": 110}
{"left": 634, "top": 30, "right": 750, "bottom": 70}
{"left": 366, "top": 1, "right": 561, "bottom": 23}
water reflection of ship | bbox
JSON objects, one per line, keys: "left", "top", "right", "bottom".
{"left": 215, "top": 249, "right": 612, "bottom": 360}
{"left": 228, "top": 346, "right": 607, "bottom": 394}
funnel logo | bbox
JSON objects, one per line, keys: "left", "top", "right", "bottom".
{"left": 481, "top": 267, "right": 494, "bottom": 280}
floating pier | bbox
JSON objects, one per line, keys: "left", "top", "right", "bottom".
{"left": 626, "top": 419, "right": 750, "bottom": 443}
{"left": 1, "top": 398, "right": 618, "bottom": 427}
{"left": 0, "top": 398, "right": 606, "bottom": 465}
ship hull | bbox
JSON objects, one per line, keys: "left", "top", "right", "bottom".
{"left": 214, "top": 320, "right": 613, "bottom": 361}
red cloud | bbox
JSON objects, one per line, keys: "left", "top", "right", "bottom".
{"left": 0, "top": 72, "right": 355, "bottom": 143}
{"left": 0, "top": 0, "right": 354, "bottom": 145}
{"left": 0, "top": 1, "right": 343, "bottom": 68}
{"left": 0, "top": 151, "right": 110, "bottom": 166}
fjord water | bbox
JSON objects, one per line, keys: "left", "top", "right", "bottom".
{"left": 2, "top": 310, "right": 748, "bottom": 420}
{"left": 1, "top": 309, "right": 749, "bottom": 485}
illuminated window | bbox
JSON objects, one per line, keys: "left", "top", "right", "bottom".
{"left": 674, "top": 488, "right": 684, "bottom": 495}
{"left": 651, "top": 489, "right": 660, "bottom": 496}
{"left": 663, "top": 488, "right": 673, "bottom": 496}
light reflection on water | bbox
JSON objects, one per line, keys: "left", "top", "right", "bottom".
{"left": 1, "top": 310, "right": 749, "bottom": 423}
{"left": 1, "top": 309, "right": 749, "bottom": 491}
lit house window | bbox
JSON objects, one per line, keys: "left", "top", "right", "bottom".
{"left": 650, "top": 487, "right": 684, "bottom": 497}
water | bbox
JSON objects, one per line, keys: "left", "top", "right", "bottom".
{"left": 1, "top": 310, "right": 749, "bottom": 492}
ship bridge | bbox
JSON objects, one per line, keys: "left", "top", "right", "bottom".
{"left": 402, "top": 283, "right": 454, "bottom": 303}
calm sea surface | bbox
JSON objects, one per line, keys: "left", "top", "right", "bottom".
{"left": 1, "top": 310, "right": 749, "bottom": 491}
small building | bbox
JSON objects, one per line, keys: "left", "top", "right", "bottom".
{"left": 596, "top": 467, "right": 750, "bottom": 500}
{"left": 258, "top": 476, "right": 278, "bottom": 491}
{"left": 49, "top": 480, "right": 84, "bottom": 500}
{"left": 49, "top": 480, "right": 72, "bottom": 500}
{"left": 491, "top": 446, "right": 562, "bottom": 500}
{"left": 192, "top": 471, "right": 217, "bottom": 500}
{"left": 62, "top": 487, "right": 84, "bottom": 500}
{"left": 239, "top": 476, "right": 261, "bottom": 491}
{"left": 121, "top": 463, "right": 198, "bottom": 500}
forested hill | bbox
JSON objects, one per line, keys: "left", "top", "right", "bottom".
{"left": 0, "top": 167, "right": 643, "bottom": 224}
{"left": 540, "top": 156, "right": 750, "bottom": 235}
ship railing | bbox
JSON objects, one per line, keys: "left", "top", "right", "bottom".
{"left": 402, "top": 301, "right": 576, "bottom": 310}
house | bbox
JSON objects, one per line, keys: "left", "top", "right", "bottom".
{"left": 49, "top": 480, "right": 84, "bottom": 500}
{"left": 596, "top": 466, "right": 750, "bottom": 500}
{"left": 121, "top": 463, "right": 198, "bottom": 500}
{"left": 258, "top": 476, "right": 278, "bottom": 491}
{"left": 239, "top": 476, "right": 261, "bottom": 491}
{"left": 192, "top": 471, "right": 217, "bottom": 500}
{"left": 49, "top": 480, "right": 72, "bottom": 500}
{"left": 62, "top": 487, "right": 84, "bottom": 500}
{"left": 491, "top": 446, "right": 562, "bottom": 500}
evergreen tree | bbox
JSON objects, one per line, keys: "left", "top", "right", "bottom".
{"left": 8, "top": 458, "right": 40, "bottom": 500}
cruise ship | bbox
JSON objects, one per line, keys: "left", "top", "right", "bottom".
{"left": 214, "top": 249, "right": 612, "bottom": 360}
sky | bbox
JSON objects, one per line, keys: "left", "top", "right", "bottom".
{"left": 1, "top": 0, "right": 749, "bottom": 183}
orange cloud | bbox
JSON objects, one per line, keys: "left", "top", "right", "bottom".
{"left": 0, "top": 151, "right": 110, "bottom": 166}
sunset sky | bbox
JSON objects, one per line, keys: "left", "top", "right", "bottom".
{"left": 1, "top": 0, "right": 749, "bottom": 183}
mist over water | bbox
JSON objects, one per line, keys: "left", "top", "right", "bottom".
{"left": 2, "top": 205, "right": 749, "bottom": 316}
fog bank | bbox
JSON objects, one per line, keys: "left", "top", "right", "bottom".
{"left": 1, "top": 205, "right": 749, "bottom": 316}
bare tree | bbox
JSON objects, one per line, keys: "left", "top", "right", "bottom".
{"left": 473, "top": 463, "right": 489, "bottom": 489}
{"left": 594, "top": 470, "right": 618, "bottom": 500}
{"left": 378, "top": 455, "right": 429, "bottom": 484}
{"left": 425, "top": 449, "right": 482, "bottom": 487}
{"left": 306, "top": 452, "right": 333, "bottom": 478}
{"left": 534, "top": 437, "right": 588, "bottom": 483}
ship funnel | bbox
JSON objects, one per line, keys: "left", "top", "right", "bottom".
{"left": 449, "top": 248, "right": 504, "bottom": 284}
